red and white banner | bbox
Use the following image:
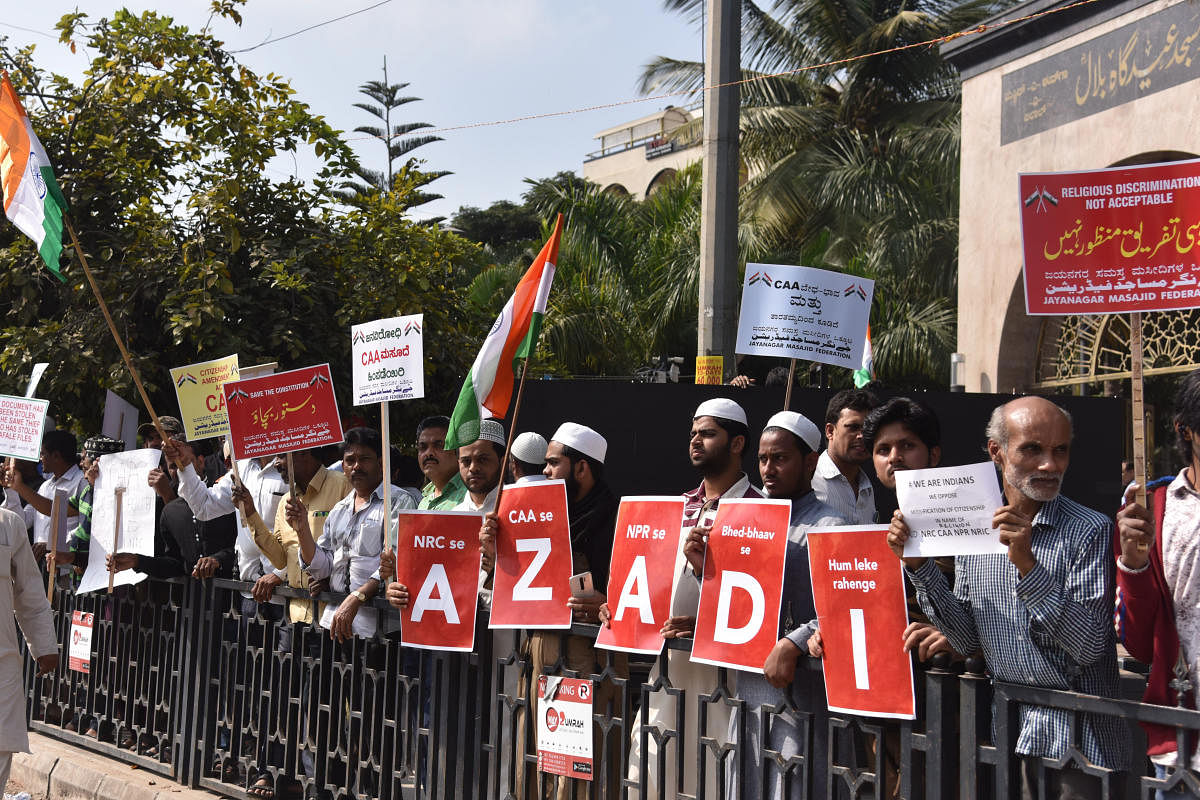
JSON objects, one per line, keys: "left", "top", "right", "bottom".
{"left": 537, "top": 676, "right": 593, "bottom": 781}
{"left": 490, "top": 480, "right": 573, "bottom": 630}
{"left": 690, "top": 498, "right": 790, "bottom": 673}
{"left": 223, "top": 364, "right": 343, "bottom": 459}
{"left": 595, "top": 496, "right": 686, "bottom": 655}
{"left": 68, "top": 610, "right": 93, "bottom": 674}
{"left": 1020, "top": 159, "right": 1200, "bottom": 315}
{"left": 807, "top": 525, "right": 915, "bottom": 719}
{"left": 394, "top": 510, "right": 484, "bottom": 652}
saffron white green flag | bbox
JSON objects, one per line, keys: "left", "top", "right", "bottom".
{"left": 446, "top": 214, "right": 563, "bottom": 448}
{"left": 0, "top": 72, "right": 67, "bottom": 281}
{"left": 853, "top": 324, "right": 875, "bottom": 388}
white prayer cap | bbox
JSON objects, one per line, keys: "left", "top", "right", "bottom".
{"left": 511, "top": 432, "right": 548, "bottom": 464}
{"left": 694, "top": 398, "right": 747, "bottom": 426}
{"left": 478, "top": 419, "right": 507, "bottom": 446}
{"left": 765, "top": 410, "right": 821, "bottom": 453}
{"left": 551, "top": 422, "right": 607, "bottom": 464}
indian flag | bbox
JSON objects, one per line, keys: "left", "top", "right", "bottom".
{"left": 0, "top": 72, "right": 67, "bottom": 281}
{"left": 853, "top": 323, "right": 875, "bottom": 388}
{"left": 446, "top": 214, "right": 563, "bottom": 448}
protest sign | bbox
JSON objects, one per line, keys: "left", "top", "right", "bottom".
{"left": 808, "top": 525, "right": 915, "bottom": 719}
{"left": 102, "top": 390, "right": 139, "bottom": 450}
{"left": 223, "top": 364, "right": 343, "bottom": 460}
{"left": 24, "top": 362, "right": 48, "bottom": 398}
{"left": 735, "top": 263, "right": 875, "bottom": 369}
{"left": 595, "top": 497, "right": 686, "bottom": 655}
{"left": 537, "top": 676, "right": 594, "bottom": 781}
{"left": 1020, "top": 159, "right": 1200, "bottom": 315}
{"left": 394, "top": 510, "right": 484, "bottom": 652}
{"left": 68, "top": 611, "right": 94, "bottom": 674}
{"left": 694, "top": 356, "right": 723, "bottom": 385}
{"left": 490, "top": 480, "right": 573, "bottom": 630}
{"left": 77, "top": 449, "right": 161, "bottom": 594}
{"left": 351, "top": 314, "right": 425, "bottom": 404}
{"left": 896, "top": 463, "right": 1006, "bottom": 558}
{"left": 690, "top": 498, "right": 790, "bottom": 673}
{"left": 0, "top": 395, "right": 49, "bottom": 461}
{"left": 169, "top": 354, "right": 239, "bottom": 441}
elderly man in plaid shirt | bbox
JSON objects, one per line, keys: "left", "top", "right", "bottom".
{"left": 888, "top": 396, "right": 1127, "bottom": 799}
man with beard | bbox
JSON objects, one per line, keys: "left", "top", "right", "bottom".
{"left": 887, "top": 397, "right": 1127, "bottom": 797}
{"left": 416, "top": 416, "right": 467, "bottom": 510}
{"left": 812, "top": 389, "right": 879, "bottom": 525}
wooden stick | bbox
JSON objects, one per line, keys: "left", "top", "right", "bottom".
{"left": 46, "top": 490, "right": 66, "bottom": 604}
{"left": 1130, "top": 311, "right": 1149, "bottom": 553}
{"left": 64, "top": 218, "right": 169, "bottom": 448}
{"left": 286, "top": 452, "right": 297, "bottom": 498}
{"left": 225, "top": 436, "right": 246, "bottom": 491}
{"left": 493, "top": 359, "right": 531, "bottom": 510}
{"left": 108, "top": 487, "right": 125, "bottom": 595}
{"left": 783, "top": 358, "right": 797, "bottom": 411}
{"left": 380, "top": 400, "right": 393, "bottom": 550}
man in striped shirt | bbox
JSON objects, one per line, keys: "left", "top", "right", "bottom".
{"left": 888, "top": 397, "right": 1127, "bottom": 796}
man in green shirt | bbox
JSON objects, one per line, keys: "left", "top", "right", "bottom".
{"left": 416, "top": 415, "right": 467, "bottom": 510}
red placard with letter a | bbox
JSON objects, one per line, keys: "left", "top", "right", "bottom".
{"left": 395, "top": 510, "right": 484, "bottom": 652}
{"left": 490, "top": 479, "right": 573, "bottom": 629}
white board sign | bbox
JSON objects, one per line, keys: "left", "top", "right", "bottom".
{"left": 102, "top": 390, "right": 139, "bottom": 451}
{"left": 77, "top": 448, "right": 161, "bottom": 594}
{"left": 0, "top": 395, "right": 49, "bottom": 461}
{"left": 351, "top": 314, "right": 425, "bottom": 405}
{"left": 735, "top": 263, "right": 875, "bottom": 369}
{"left": 896, "top": 462, "right": 1007, "bottom": 557}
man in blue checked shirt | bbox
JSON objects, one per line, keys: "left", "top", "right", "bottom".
{"left": 888, "top": 396, "right": 1127, "bottom": 799}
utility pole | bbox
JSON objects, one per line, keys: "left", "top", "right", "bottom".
{"left": 697, "top": 0, "right": 741, "bottom": 379}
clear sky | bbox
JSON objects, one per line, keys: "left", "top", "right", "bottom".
{"left": 3, "top": 0, "right": 702, "bottom": 222}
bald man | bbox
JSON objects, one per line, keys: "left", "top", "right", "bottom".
{"left": 887, "top": 397, "right": 1126, "bottom": 797}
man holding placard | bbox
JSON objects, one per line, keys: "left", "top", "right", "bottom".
{"left": 887, "top": 397, "right": 1127, "bottom": 794}
{"left": 3, "top": 430, "right": 87, "bottom": 564}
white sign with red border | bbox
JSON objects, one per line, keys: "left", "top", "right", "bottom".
{"left": 69, "top": 610, "right": 94, "bottom": 674}
{"left": 537, "top": 676, "right": 594, "bottom": 781}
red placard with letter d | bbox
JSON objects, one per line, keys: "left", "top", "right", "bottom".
{"left": 394, "top": 510, "right": 484, "bottom": 652}
{"left": 490, "top": 480, "right": 573, "bottom": 630}
{"left": 690, "top": 498, "right": 790, "bottom": 673}
{"left": 807, "top": 525, "right": 915, "bottom": 719}
{"left": 595, "top": 496, "right": 686, "bottom": 655}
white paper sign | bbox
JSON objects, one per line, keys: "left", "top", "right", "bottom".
{"left": 351, "top": 314, "right": 425, "bottom": 405}
{"left": 77, "top": 448, "right": 161, "bottom": 594}
{"left": 0, "top": 395, "right": 49, "bottom": 461}
{"left": 735, "top": 263, "right": 875, "bottom": 369}
{"left": 896, "top": 463, "right": 1006, "bottom": 557}
{"left": 102, "top": 390, "right": 139, "bottom": 451}
{"left": 25, "top": 362, "right": 49, "bottom": 398}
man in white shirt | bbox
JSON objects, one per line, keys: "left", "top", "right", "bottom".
{"left": 811, "top": 388, "right": 879, "bottom": 525}
{"left": 3, "top": 430, "right": 89, "bottom": 564}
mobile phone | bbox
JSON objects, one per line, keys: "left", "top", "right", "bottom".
{"left": 570, "top": 571, "right": 594, "bottom": 597}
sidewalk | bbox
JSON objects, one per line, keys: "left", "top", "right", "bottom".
{"left": 6, "top": 732, "right": 228, "bottom": 800}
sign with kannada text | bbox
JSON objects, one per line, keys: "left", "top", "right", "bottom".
{"left": 1020, "top": 160, "right": 1200, "bottom": 315}
{"left": 394, "top": 510, "right": 483, "bottom": 651}
{"left": 808, "top": 525, "right": 915, "bottom": 719}
{"left": 690, "top": 497, "right": 790, "bottom": 673}
{"left": 735, "top": 263, "right": 874, "bottom": 369}
{"left": 490, "top": 480, "right": 573, "bottom": 630}
{"left": 169, "top": 354, "right": 239, "bottom": 440}
{"left": 351, "top": 314, "right": 425, "bottom": 405}
{"left": 223, "top": 364, "right": 343, "bottom": 460}
{"left": 0, "top": 395, "right": 49, "bottom": 461}
{"left": 69, "top": 610, "right": 93, "bottom": 674}
{"left": 896, "top": 463, "right": 1006, "bottom": 558}
{"left": 595, "top": 497, "right": 686, "bottom": 655}
{"left": 537, "top": 676, "right": 594, "bottom": 781}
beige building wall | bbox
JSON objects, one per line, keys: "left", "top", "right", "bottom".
{"left": 955, "top": 0, "right": 1200, "bottom": 392}
{"left": 582, "top": 145, "right": 701, "bottom": 200}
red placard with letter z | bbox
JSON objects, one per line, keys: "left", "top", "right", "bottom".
{"left": 490, "top": 479, "right": 573, "bottom": 629}
{"left": 595, "top": 496, "right": 686, "bottom": 655}
{"left": 223, "top": 363, "right": 343, "bottom": 459}
{"left": 690, "top": 497, "right": 790, "bottom": 673}
{"left": 807, "top": 525, "right": 915, "bottom": 719}
{"left": 394, "top": 510, "right": 484, "bottom": 652}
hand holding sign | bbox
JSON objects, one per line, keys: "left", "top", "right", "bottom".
{"left": 394, "top": 510, "right": 484, "bottom": 651}
{"left": 993, "top": 505, "right": 1036, "bottom": 575}
{"left": 490, "top": 481, "right": 573, "bottom": 630}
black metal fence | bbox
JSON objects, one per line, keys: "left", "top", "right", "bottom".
{"left": 22, "top": 574, "right": 1200, "bottom": 799}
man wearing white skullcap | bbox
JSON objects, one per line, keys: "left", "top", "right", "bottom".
{"left": 507, "top": 431, "right": 548, "bottom": 484}
{"left": 723, "top": 410, "right": 847, "bottom": 800}
{"left": 454, "top": 419, "right": 507, "bottom": 513}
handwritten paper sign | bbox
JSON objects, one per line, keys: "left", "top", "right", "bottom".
{"left": 1020, "top": 159, "right": 1200, "bottom": 315}
{"left": 537, "top": 676, "right": 594, "bottom": 781}
{"left": 896, "top": 463, "right": 1006, "bottom": 558}
{"left": 394, "top": 510, "right": 484, "bottom": 652}
{"left": 0, "top": 395, "right": 49, "bottom": 461}
{"left": 223, "top": 364, "right": 344, "bottom": 460}
{"left": 351, "top": 314, "right": 425, "bottom": 404}
{"left": 490, "top": 480, "right": 574, "bottom": 630}
{"left": 808, "top": 526, "right": 915, "bottom": 719}
{"left": 735, "top": 263, "right": 875, "bottom": 369}
{"left": 77, "top": 449, "right": 161, "bottom": 594}
{"left": 169, "top": 354, "right": 239, "bottom": 440}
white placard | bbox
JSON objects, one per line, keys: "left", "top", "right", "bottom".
{"left": 25, "top": 362, "right": 49, "bottom": 397}
{"left": 0, "top": 395, "right": 49, "bottom": 460}
{"left": 735, "top": 263, "right": 875, "bottom": 369}
{"left": 102, "top": 390, "right": 139, "bottom": 451}
{"left": 536, "top": 676, "right": 594, "bottom": 781}
{"left": 77, "top": 448, "right": 161, "bottom": 594}
{"left": 351, "top": 314, "right": 425, "bottom": 405}
{"left": 896, "top": 463, "right": 1007, "bottom": 557}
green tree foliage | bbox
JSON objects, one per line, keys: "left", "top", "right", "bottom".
{"left": 450, "top": 200, "right": 542, "bottom": 265}
{"left": 0, "top": 6, "right": 482, "bottom": 431}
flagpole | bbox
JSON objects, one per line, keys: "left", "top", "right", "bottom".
{"left": 493, "top": 359, "right": 531, "bottom": 510}
{"left": 64, "top": 218, "right": 170, "bottom": 448}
